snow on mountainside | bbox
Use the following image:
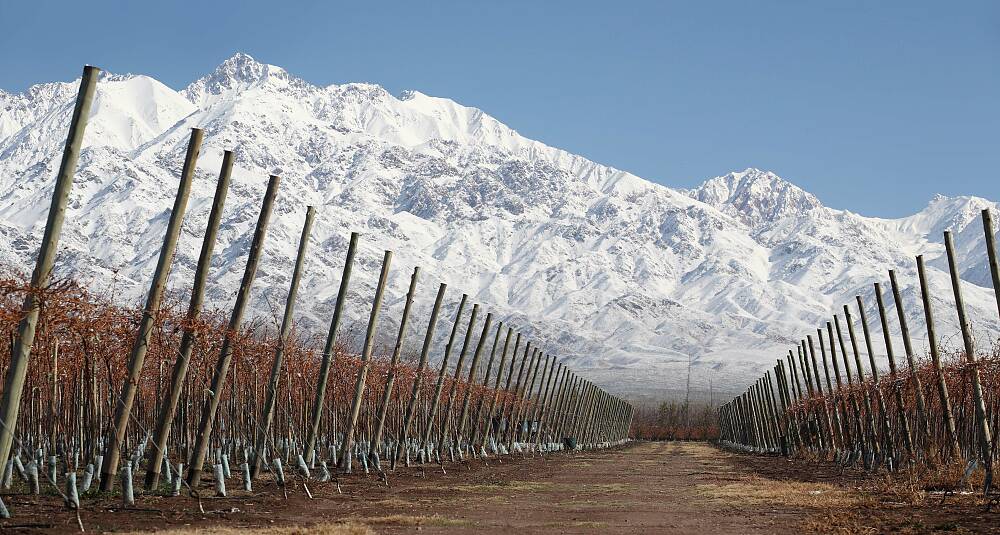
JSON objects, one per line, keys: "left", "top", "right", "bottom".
{"left": 2, "top": 53, "right": 999, "bottom": 398}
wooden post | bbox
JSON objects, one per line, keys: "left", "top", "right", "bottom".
{"left": 511, "top": 349, "right": 542, "bottom": 449}
{"left": 393, "top": 283, "right": 446, "bottom": 469}
{"left": 874, "top": 282, "right": 914, "bottom": 460}
{"left": 537, "top": 364, "right": 567, "bottom": 449}
{"left": 532, "top": 357, "right": 560, "bottom": 448}
{"left": 101, "top": 128, "right": 202, "bottom": 490}
{"left": 982, "top": 209, "right": 1000, "bottom": 319}
{"left": 436, "top": 305, "right": 482, "bottom": 457}
{"left": 808, "top": 335, "right": 836, "bottom": 450}
{"left": 889, "top": 269, "right": 929, "bottom": 447}
{"left": 420, "top": 295, "right": 469, "bottom": 454}
{"left": 855, "top": 295, "right": 894, "bottom": 461}
{"left": 187, "top": 175, "right": 280, "bottom": 488}
{"left": 843, "top": 305, "right": 880, "bottom": 458}
{"left": 339, "top": 250, "right": 392, "bottom": 472}
{"left": 145, "top": 151, "right": 234, "bottom": 489}
{"left": 916, "top": 254, "right": 961, "bottom": 461}
{"left": 469, "top": 322, "right": 505, "bottom": 450}
{"left": 370, "top": 267, "right": 420, "bottom": 462}
{"left": 250, "top": 207, "right": 315, "bottom": 479}
{"left": 834, "top": 314, "right": 868, "bottom": 458}
{"left": 0, "top": 66, "right": 99, "bottom": 474}
{"left": 501, "top": 341, "right": 532, "bottom": 448}
{"left": 826, "top": 322, "right": 852, "bottom": 447}
{"left": 944, "top": 231, "right": 993, "bottom": 485}
{"left": 304, "top": 232, "right": 359, "bottom": 458}
{"left": 479, "top": 328, "right": 514, "bottom": 451}
{"left": 456, "top": 313, "right": 495, "bottom": 450}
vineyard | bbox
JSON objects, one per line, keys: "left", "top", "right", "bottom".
{"left": 0, "top": 66, "right": 632, "bottom": 530}
{"left": 720, "top": 207, "right": 1000, "bottom": 510}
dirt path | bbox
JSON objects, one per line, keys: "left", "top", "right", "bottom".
{"left": 2, "top": 442, "right": 821, "bottom": 534}
{"left": 9, "top": 441, "right": 995, "bottom": 533}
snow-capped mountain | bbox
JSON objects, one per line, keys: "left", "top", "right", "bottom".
{"left": 2, "top": 54, "right": 999, "bottom": 398}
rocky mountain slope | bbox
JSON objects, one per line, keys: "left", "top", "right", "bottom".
{"left": 2, "top": 54, "right": 998, "bottom": 397}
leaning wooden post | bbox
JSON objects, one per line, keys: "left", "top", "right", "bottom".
{"left": 501, "top": 341, "right": 532, "bottom": 448}
{"left": 0, "top": 66, "right": 99, "bottom": 475}
{"left": 250, "top": 207, "right": 315, "bottom": 480}
{"left": 982, "top": 209, "right": 1000, "bottom": 319}
{"left": 532, "top": 357, "right": 561, "bottom": 448}
{"left": 823, "top": 323, "right": 850, "bottom": 447}
{"left": 304, "top": 232, "right": 358, "bottom": 459}
{"left": 187, "top": 175, "right": 280, "bottom": 489}
{"left": 808, "top": 335, "right": 836, "bottom": 450}
{"left": 436, "top": 305, "right": 481, "bottom": 457}
{"left": 479, "top": 328, "right": 514, "bottom": 451}
{"left": 799, "top": 343, "right": 815, "bottom": 395}
{"left": 855, "top": 295, "right": 894, "bottom": 460}
{"left": 526, "top": 355, "right": 555, "bottom": 448}
{"left": 469, "top": 323, "right": 506, "bottom": 449}
{"left": 553, "top": 372, "right": 578, "bottom": 442}
{"left": 538, "top": 364, "right": 568, "bottom": 449}
{"left": 842, "top": 305, "right": 880, "bottom": 458}
{"left": 370, "top": 267, "right": 420, "bottom": 464}
{"left": 834, "top": 314, "right": 868, "bottom": 459}
{"left": 889, "top": 269, "right": 929, "bottom": 448}
{"left": 392, "top": 283, "right": 446, "bottom": 469}
{"left": 511, "top": 349, "right": 543, "bottom": 449}
{"left": 456, "top": 313, "right": 495, "bottom": 451}
{"left": 944, "top": 231, "right": 993, "bottom": 487}
{"left": 874, "top": 282, "right": 915, "bottom": 461}
{"left": 916, "top": 254, "right": 961, "bottom": 461}
{"left": 100, "top": 128, "right": 202, "bottom": 490}
{"left": 339, "top": 250, "right": 392, "bottom": 472}
{"left": 145, "top": 151, "right": 234, "bottom": 489}
{"left": 420, "top": 295, "right": 469, "bottom": 454}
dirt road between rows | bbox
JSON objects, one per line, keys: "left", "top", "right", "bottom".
{"left": 2, "top": 441, "right": 995, "bottom": 534}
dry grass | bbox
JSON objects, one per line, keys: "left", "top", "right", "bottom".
{"left": 697, "top": 474, "right": 862, "bottom": 508}
{"left": 352, "top": 514, "right": 470, "bottom": 527}
{"left": 125, "top": 523, "right": 373, "bottom": 535}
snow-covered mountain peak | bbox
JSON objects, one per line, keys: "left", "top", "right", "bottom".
{"left": 1, "top": 60, "right": 998, "bottom": 398}
{"left": 182, "top": 52, "right": 310, "bottom": 106}
{"left": 690, "top": 168, "right": 822, "bottom": 229}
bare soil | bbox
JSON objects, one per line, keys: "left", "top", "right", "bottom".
{"left": 0, "top": 442, "right": 996, "bottom": 534}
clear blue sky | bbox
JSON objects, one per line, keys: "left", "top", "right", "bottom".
{"left": 2, "top": 1, "right": 997, "bottom": 217}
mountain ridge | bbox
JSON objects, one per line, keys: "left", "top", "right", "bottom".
{"left": 2, "top": 53, "right": 998, "bottom": 397}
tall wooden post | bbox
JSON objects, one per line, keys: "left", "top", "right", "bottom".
{"left": 304, "top": 232, "right": 358, "bottom": 458}
{"left": 915, "top": 255, "right": 961, "bottom": 461}
{"left": 0, "top": 66, "right": 99, "bottom": 475}
{"left": 456, "top": 313, "right": 495, "bottom": 450}
{"left": 101, "top": 128, "right": 202, "bottom": 490}
{"left": 982, "top": 209, "right": 1000, "bottom": 319}
{"left": 420, "top": 295, "right": 469, "bottom": 453}
{"left": 874, "top": 282, "right": 914, "bottom": 460}
{"left": 145, "top": 151, "right": 234, "bottom": 489}
{"left": 436, "top": 305, "right": 481, "bottom": 456}
{"left": 469, "top": 323, "right": 505, "bottom": 449}
{"left": 856, "top": 296, "right": 894, "bottom": 460}
{"left": 944, "top": 231, "right": 993, "bottom": 486}
{"left": 835, "top": 314, "right": 869, "bottom": 457}
{"left": 842, "top": 305, "right": 880, "bottom": 458}
{"left": 186, "top": 175, "right": 280, "bottom": 488}
{"left": 250, "top": 207, "right": 315, "bottom": 479}
{"left": 339, "top": 250, "right": 392, "bottom": 472}
{"left": 479, "top": 328, "right": 514, "bottom": 450}
{"left": 889, "top": 269, "right": 929, "bottom": 447}
{"left": 370, "top": 267, "right": 420, "bottom": 463}
{"left": 393, "top": 283, "right": 446, "bottom": 469}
